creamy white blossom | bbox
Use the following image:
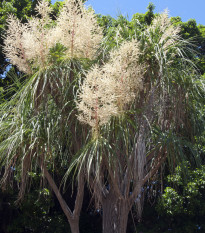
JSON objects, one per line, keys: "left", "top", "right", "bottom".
{"left": 77, "top": 40, "right": 144, "bottom": 131}
{"left": 148, "top": 10, "right": 181, "bottom": 54}
{"left": 3, "top": 0, "right": 103, "bottom": 73}
{"left": 3, "top": 1, "right": 56, "bottom": 72}
{"left": 56, "top": 0, "right": 103, "bottom": 59}
{"left": 77, "top": 65, "right": 119, "bottom": 131}
{"left": 3, "top": 15, "right": 31, "bottom": 73}
{"left": 35, "top": 0, "right": 52, "bottom": 19}
{"left": 108, "top": 40, "right": 144, "bottom": 108}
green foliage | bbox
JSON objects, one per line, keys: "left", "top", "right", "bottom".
{"left": 51, "top": 1, "right": 64, "bottom": 19}
{"left": 0, "top": 67, "right": 27, "bottom": 101}
{"left": 171, "top": 17, "right": 205, "bottom": 74}
{"left": 0, "top": 185, "right": 71, "bottom": 233}
{"left": 144, "top": 2, "right": 155, "bottom": 25}
{"left": 7, "top": 197, "right": 71, "bottom": 233}
{"left": 48, "top": 43, "right": 67, "bottom": 64}
{"left": 97, "top": 3, "right": 157, "bottom": 54}
{"left": 0, "top": 87, "right": 4, "bottom": 102}
{"left": 133, "top": 164, "right": 205, "bottom": 233}
{"left": 157, "top": 187, "right": 184, "bottom": 215}
{"left": 131, "top": 2, "right": 155, "bottom": 26}
{"left": 155, "top": 164, "right": 205, "bottom": 232}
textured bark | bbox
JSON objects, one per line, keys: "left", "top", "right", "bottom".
{"left": 70, "top": 218, "right": 80, "bottom": 233}
{"left": 102, "top": 191, "right": 129, "bottom": 233}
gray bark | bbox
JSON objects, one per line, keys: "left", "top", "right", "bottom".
{"left": 69, "top": 218, "right": 80, "bottom": 233}
{"left": 102, "top": 191, "right": 129, "bottom": 233}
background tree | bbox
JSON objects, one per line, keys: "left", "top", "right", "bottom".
{"left": 156, "top": 164, "right": 205, "bottom": 232}
{"left": 170, "top": 16, "right": 205, "bottom": 74}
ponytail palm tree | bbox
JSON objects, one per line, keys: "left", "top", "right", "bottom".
{"left": 72, "top": 11, "right": 204, "bottom": 233}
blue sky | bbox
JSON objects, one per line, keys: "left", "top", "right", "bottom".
{"left": 51, "top": 0, "right": 205, "bottom": 25}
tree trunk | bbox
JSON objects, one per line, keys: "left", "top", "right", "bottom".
{"left": 69, "top": 218, "right": 80, "bottom": 233}
{"left": 41, "top": 164, "right": 84, "bottom": 233}
{"left": 102, "top": 191, "right": 129, "bottom": 233}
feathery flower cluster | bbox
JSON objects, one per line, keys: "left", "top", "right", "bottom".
{"left": 77, "top": 11, "right": 182, "bottom": 131}
{"left": 3, "top": 1, "right": 54, "bottom": 73}
{"left": 3, "top": 0, "right": 103, "bottom": 74}
{"left": 3, "top": 16, "right": 31, "bottom": 74}
{"left": 107, "top": 40, "right": 144, "bottom": 108}
{"left": 77, "top": 65, "right": 119, "bottom": 130}
{"left": 56, "top": 0, "right": 103, "bottom": 59}
{"left": 77, "top": 40, "right": 144, "bottom": 131}
{"left": 148, "top": 10, "right": 181, "bottom": 54}
{"left": 22, "top": 1, "right": 55, "bottom": 70}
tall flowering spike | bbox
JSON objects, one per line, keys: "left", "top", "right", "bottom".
{"left": 35, "top": 0, "right": 52, "bottom": 21}
{"left": 77, "top": 40, "right": 144, "bottom": 132}
{"left": 148, "top": 10, "right": 181, "bottom": 54}
{"left": 22, "top": 0, "right": 54, "bottom": 69}
{"left": 107, "top": 40, "right": 144, "bottom": 109}
{"left": 77, "top": 65, "right": 119, "bottom": 132}
{"left": 3, "top": 1, "right": 56, "bottom": 73}
{"left": 56, "top": 0, "right": 103, "bottom": 59}
{"left": 151, "top": 9, "right": 171, "bottom": 32}
{"left": 3, "top": 0, "right": 103, "bottom": 74}
{"left": 22, "top": 17, "right": 56, "bottom": 69}
{"left": 3, "top": 15, "right": 31, "bottom": 74}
